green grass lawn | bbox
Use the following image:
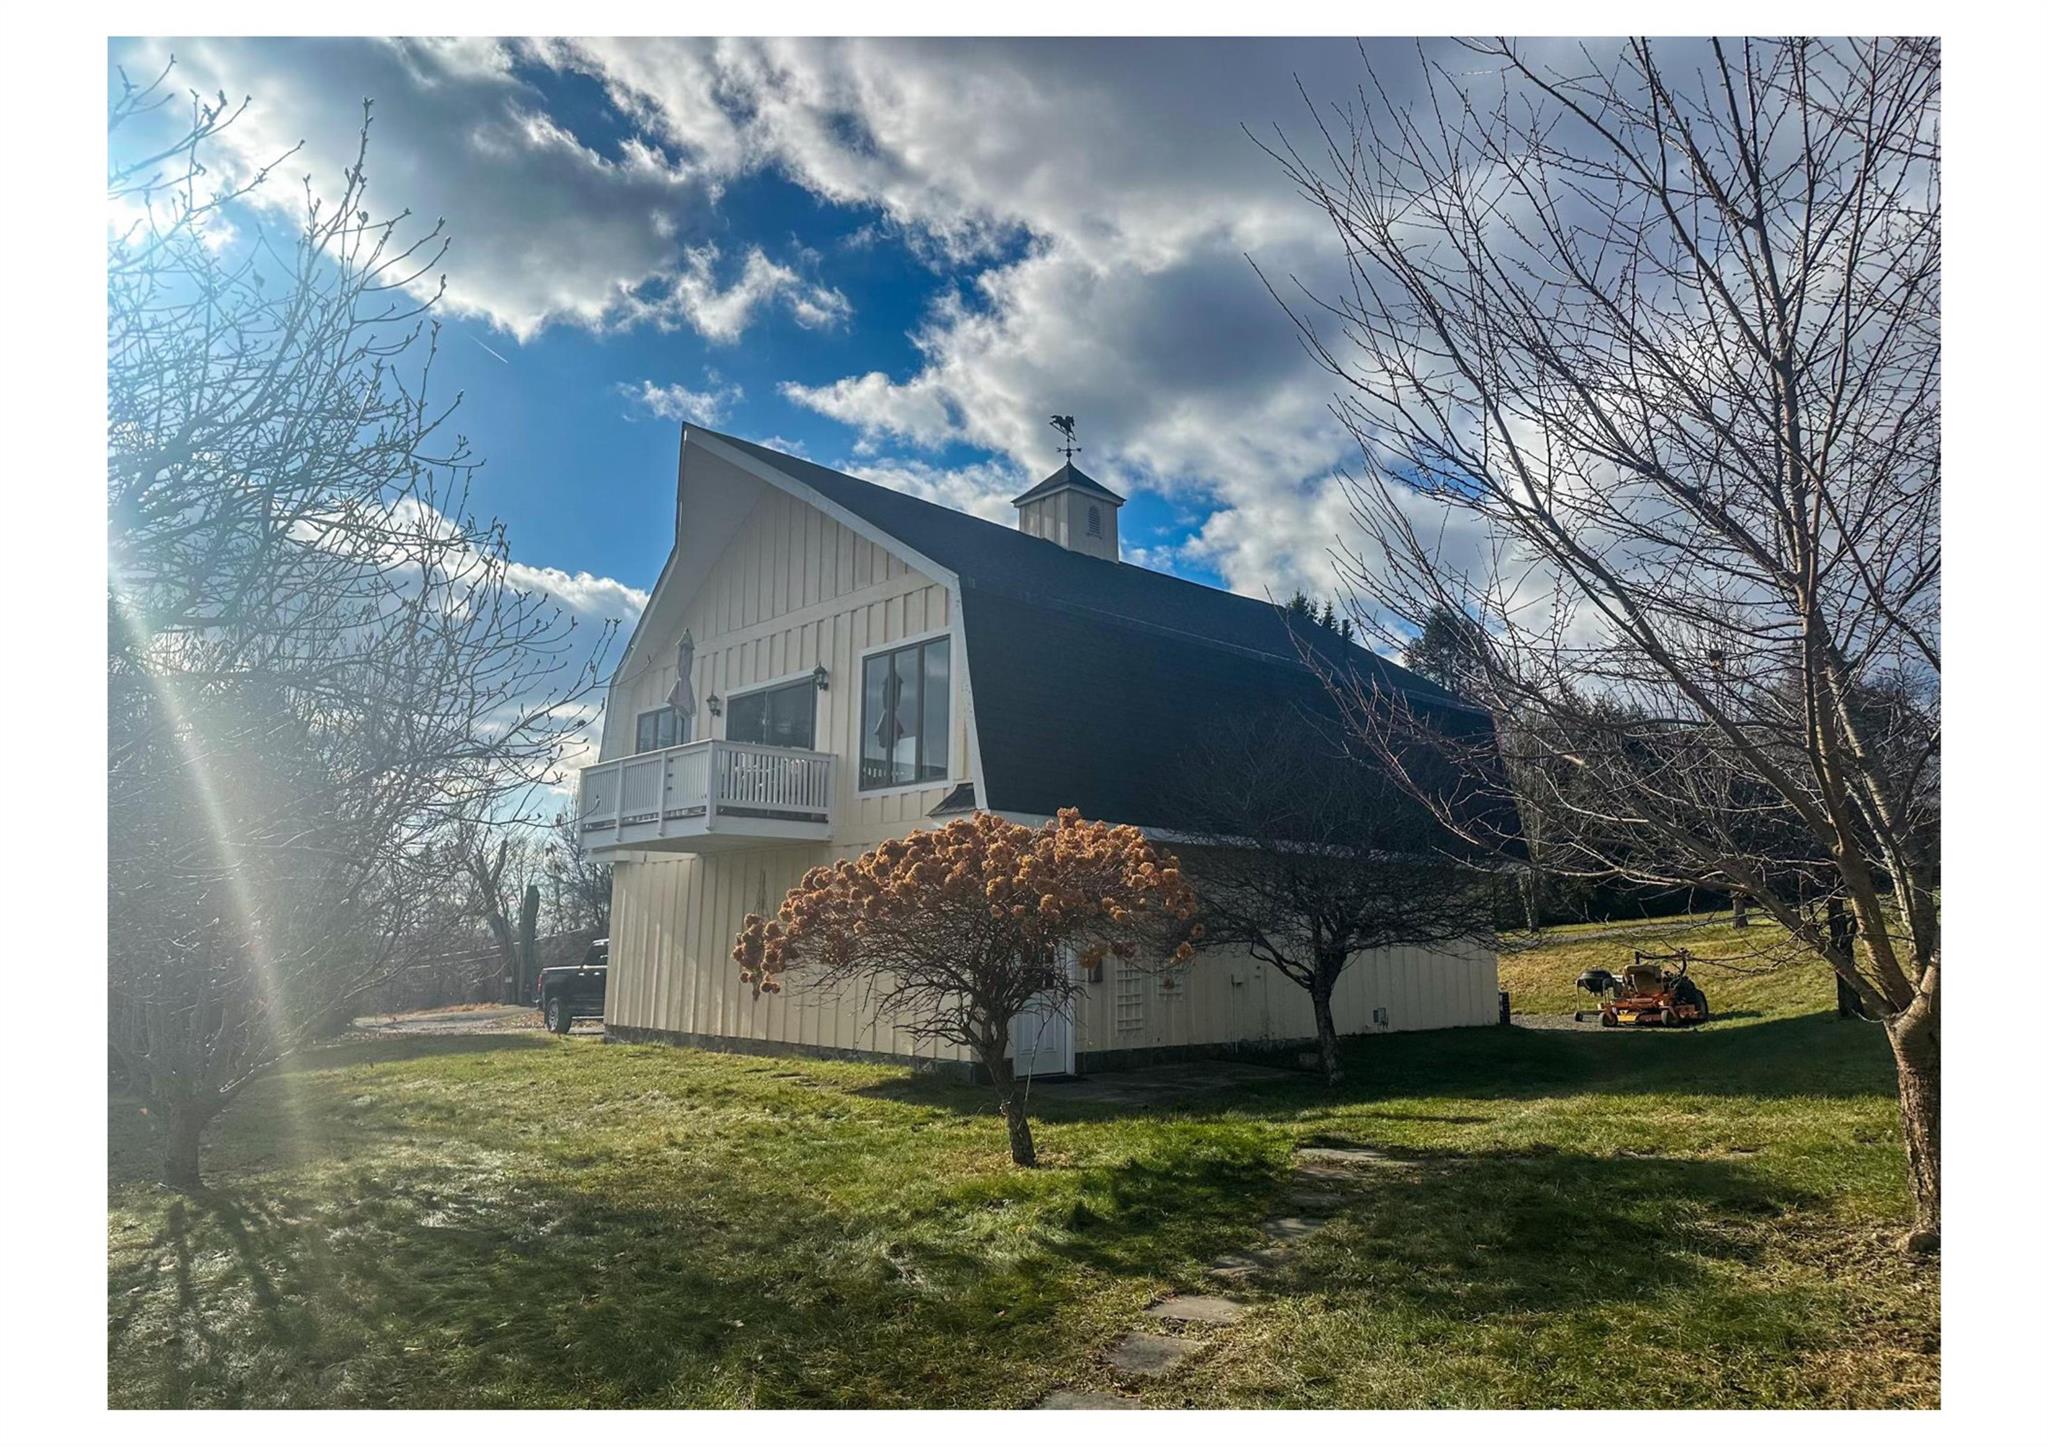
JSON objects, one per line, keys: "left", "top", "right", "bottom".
{"left": 1500, "top": 910, "right": 1843, "bottom": 1019}
{"left": 108, "top": 916, "right": 1936, "bottom": 1409}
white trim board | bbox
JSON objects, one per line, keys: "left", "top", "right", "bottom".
{"left": 724, "top": 668, "right": 825, "bottom": 700}
{"left": 855, "top": 624, "right": 953, "bottom": 664}
{"left": 852, "top": 628, "right": 958, "bottom": 798}
{"left": 607, "top": 427, "right": 987, "bottom": 827}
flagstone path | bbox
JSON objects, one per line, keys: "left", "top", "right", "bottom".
{"left": 1032, "top": 1139, "right": 1417, "bottom": 1409}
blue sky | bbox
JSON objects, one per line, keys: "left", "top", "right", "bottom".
{"left": 108, "top": 38, "right": 1487, "bottom": 604}
{"left": 109, "top": 37, "right": 1516, "bottom": 791}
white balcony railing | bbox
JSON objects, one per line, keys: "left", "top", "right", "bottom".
{"left": 579, "top": 739, "right": 834, "bottom": 851}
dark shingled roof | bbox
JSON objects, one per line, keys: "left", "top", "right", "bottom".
{"left": 698, "top": 428, "right": 1476, "bottom": 831}
{"left": 1010, "top": 461, "right": 1125, "bottom": 507}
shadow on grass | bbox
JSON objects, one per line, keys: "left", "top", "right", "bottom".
{"left": 108, "top": 1131, "right": 1817, "bottom": 1409}
{"left": 110, "top": 1151, "right": 1216, "bottom": 1409}
{"left": 1047, "top": 1139, "right": 1819, "bottom": 1316}
{"left": 105, "top": 1017, "right": 1920, "bottom": 1410}
{"left": 112, "top": 1178, "right": 720, "bottom": 1407}
{"left": 108, "top": 1033, "right": 573, "bottom": 1191}
{"left": 1320, "top": 1148, "right": 1806, "bottom": 1305}
{"left": 850, "top": 1011, "right": 1895, "bottom": 1127}
{"left": 110, "top": 1127, "right": 1830, "bottom": 1409}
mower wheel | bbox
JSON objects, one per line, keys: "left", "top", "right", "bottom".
{"left": 1599, "top": 1011, "right": 1617, "bottom": 1028}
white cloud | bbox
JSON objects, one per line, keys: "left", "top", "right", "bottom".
{"left": 287, "top": 489, "right": 647, "bottom": 810}
{"left": 114, "top": 37, "right": 1520, "bottom": 602}
{"left": 619, "top": 377, "right": 744, "bottom": 425}
{"left": 506, "top": 562, "right": 649, "bottom": 623}
{"left": 111, "top": 38, "right": 848, "bottom": 345}
{"left": 779, "top": 369, "right": 956, "bottom": 447}
{"left": 541, "top": 38, "right": 1439, "bottom": 597}
{"left": 616, "top": 245, "right": 851, "bottom": 341}
{"left": 509, "top": 561, "right": 647, "bottom": 809}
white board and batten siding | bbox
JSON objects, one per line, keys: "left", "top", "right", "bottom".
{"left": 602, "top": 474, "right": 1500, "bottom": 1070}
{"left": 603, "top": 485, "right": 978, "bottom": 1065}
{"left": 1068, "top": 936, "right": 1499, "bottom": 1060}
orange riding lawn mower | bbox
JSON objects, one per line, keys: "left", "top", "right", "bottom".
{"left": 1574, "top": 950, "right": 1711, "bottom": 1027}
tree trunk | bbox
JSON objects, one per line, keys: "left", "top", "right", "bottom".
{"left": 1310, "top": 976, "right": 1343, "bottom": 1086}
{"left": 1002, "top": 1088, "right": 1038, "bottom": 1168}
{"left": 159, "top": 1098, "right": 212, "bottom": 1192}
{"left": 1731, "top": 895, "right": 1750, "bottom": 929}
{"left": 1836, "top": 973, "right": 1866, "bottom": 1019}
{"left": 980, "top": 1047, "right": 1038, "bottom": 1167}
{"left": 1886, "top": 994, "right": 1940, "bottom": 1254}
{"left": 516, "top": 883, "right": 540, "bottom": 1003}
{"left": 1828, "top": 899, "right": 1868, "bottom": 1019}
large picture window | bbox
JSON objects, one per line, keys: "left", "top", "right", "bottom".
{"left": 861, "top": 636, "right": 950, "bottom": 790}
{"left": 725, "top": 678, "right": 817, "bottom": 751}
{"left": 635, "top": 707, "right": 689, "bottom": 753}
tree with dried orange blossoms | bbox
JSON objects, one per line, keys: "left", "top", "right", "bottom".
{"left": 734, "top": 809, "right": 1199, "bottom": 1166}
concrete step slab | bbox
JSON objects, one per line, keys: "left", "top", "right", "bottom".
{"left": 1145, "top": 1294, "right": 1247, "bottom": 1325}
{"left": 1107, "top": 1331, "right": 1210, "bottom": 1378}
{"left": 1262, "top": 1215, "right": 1326, "bottom": 1240}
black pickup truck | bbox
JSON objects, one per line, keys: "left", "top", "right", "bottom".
{"left": 535, "top": 938, "right": 608, "bottom": 1034}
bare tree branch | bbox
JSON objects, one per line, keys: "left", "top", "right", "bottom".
{"left": 1267, "top": 36, "right": 1941, "bottom": 1250}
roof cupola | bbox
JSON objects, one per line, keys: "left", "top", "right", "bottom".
{"left": 1013, "top": 416, "right": 1123, "bottom": 560}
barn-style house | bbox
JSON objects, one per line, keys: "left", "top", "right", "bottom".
{"left": 579, "top": 427, "right": 1499, "bottom": 1075}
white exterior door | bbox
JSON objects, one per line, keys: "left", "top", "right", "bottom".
{"left": 1008, "top": 962, "right": 1075, "bottom": 1078}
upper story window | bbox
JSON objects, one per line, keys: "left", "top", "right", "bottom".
{"left": 861, "top": 636, "right": 950, "bottom": 790}
{"left": 1087, "top": 505, "right": 1102, "bottom": 537}
{"left": 635, "top": 707, "right": 689, "bottom": 754}
{"left": 725, "top": 677, "right": 817, "bottom": 751}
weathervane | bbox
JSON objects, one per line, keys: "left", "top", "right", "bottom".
{"left": 1049, "top": 414, "right": 1080, "bottom": 462}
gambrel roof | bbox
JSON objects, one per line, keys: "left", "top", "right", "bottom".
{"left": 691, "top": 428, "right": 1477, "bottom": 832}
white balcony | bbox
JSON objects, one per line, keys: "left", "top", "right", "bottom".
{"left": 579, "top": 739, "right": 835, "bottom": 853}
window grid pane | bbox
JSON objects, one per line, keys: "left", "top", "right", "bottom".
{"left": 727, "top": 680, "right": 815, "bottom": 751}
{"left": 920, "top": 642, "right": 949, "bottom": 781}
{"left": 636, "top": 707, "right": 683, "bottom": 753}
{"left": 861, "top": 654, "right": 888, "bottom": 785}
{"left": 859, "top": 637, "right": 950, "bottom": 790}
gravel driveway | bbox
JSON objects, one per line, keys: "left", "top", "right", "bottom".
{"left": 350, "top": 1004, "right": 549, "bottom": 1036}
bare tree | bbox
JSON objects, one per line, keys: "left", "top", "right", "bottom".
{"left": 107, "top": 63, "right": 610, "bottom": 1188}
{"left": 1264, "top": 38, "right": 1941, "bottom": 1248}
{"left": 1404, "top": 604, "right": 1550, "bottom": 930}
{"left": 543, "top": 807, "right": 613, "bottom": 936}
{"left": 448, "top": 826, "right": 547, "bottom": 1004}
{"left": 465, "top": 835, "right": 519, "bottom": 996}
{"left": 1173, "top": 707, "right": 1496, "bottom": 1083}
